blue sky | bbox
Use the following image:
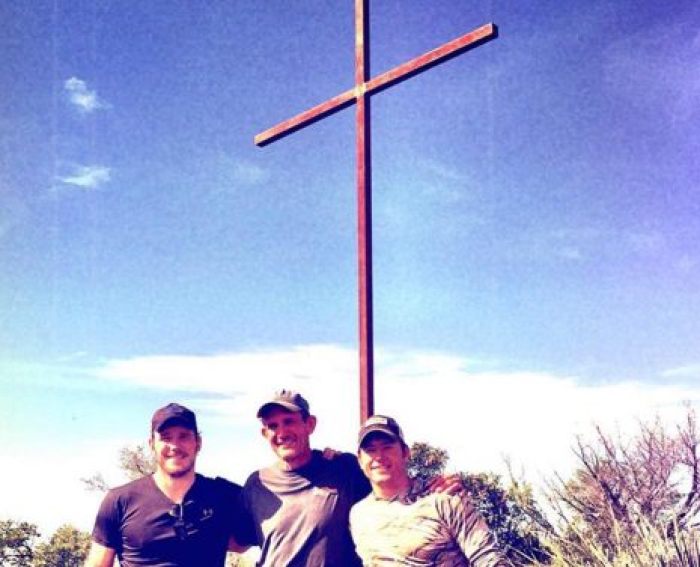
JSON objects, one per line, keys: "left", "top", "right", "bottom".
{"left": 1, "top": 0, "right": 699, "bottom": 537}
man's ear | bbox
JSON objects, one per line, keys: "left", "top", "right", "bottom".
{"left": 403, "top": 444, "right": 411, "bottom": 460}
{"left": 305, "top": 415, "right": 317, "bottom": 434}
{"left": 196, "top": 434, "right": 202, "bottom": 453}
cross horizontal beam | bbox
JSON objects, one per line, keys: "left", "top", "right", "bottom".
{"left": 254, "top": 22, "right": 496, "bottom": 147}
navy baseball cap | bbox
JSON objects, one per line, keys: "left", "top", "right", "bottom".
{"left": 151, "top": 403, "right": 198, "bottom": 433}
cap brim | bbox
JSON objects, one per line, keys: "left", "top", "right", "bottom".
{"left": 256, "top": 401, "right": 303, "bottom": 418}
{"left": 155, "top": 417, "right": 195, "bottom": 431}
{"left": 358, "top": 426, "right": 400, "bottom": 447}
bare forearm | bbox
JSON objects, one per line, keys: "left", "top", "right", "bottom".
{"left": 84, "top": 541, "right": 116, "bottom": 567}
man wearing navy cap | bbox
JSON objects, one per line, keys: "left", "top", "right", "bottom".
{"left": 84, "top": 403, "right": 251, "bottom": 567}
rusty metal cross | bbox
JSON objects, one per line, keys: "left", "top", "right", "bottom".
{"left": 255, "top": 1, "right": 497, "bottom": 423}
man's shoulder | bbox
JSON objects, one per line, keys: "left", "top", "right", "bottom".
{"left": 195, "top": 474, "right": 243, "bottom": 499}
{"left": 335, "top": 450, "right": 361, "bottom": 469}
{"left": 242, "top": 466, "right": 283, "bottom": 496}
{"left": 242, "top": 451, "right": 361, "bottom": 491}
{"left": 196, "top": 473, "right": 241, "bottom": 489}
{"left": 243, "top": 467, "right": 266, "bottom": 487}
{"left": 351, "top": 491, "right": 376, "bottom": 512}
{"left": 314, "top": 450, "right": 361, "bottom": 474}
{"left": 409, "top": 487, "right": 475, "bottom": 520}
{"left": 107, "top": 474, "right": 153, "bottom": 496}
{"left": 349, "top": 493, "right": 382, "bottom": 533}
{"left": 99, "top": 475, "right": 154, "bottom": 510}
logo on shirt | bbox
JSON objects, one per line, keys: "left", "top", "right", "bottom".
{"left": 312, "top": 487, "right": 339, "bottom": 498}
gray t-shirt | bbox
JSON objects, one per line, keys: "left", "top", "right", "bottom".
{"left": 241, "top": 450, "right": 370, "bottom": 567}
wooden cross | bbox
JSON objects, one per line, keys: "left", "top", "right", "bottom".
{"left": 255, "top": 1, "right": 497, "bottom": 423}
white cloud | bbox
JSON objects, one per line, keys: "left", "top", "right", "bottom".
{"left": 0, "top": 439, "right": 130, "bottom": 537}
{"left": 57, "top": 165, "right": 111, "bottom": 189}
{"left": 64, "top": 77, "right": 110, "bottom": 113}
{"left": 4, "top": 344, "right": 700, "bottom": 538}
{"left": 96, "top": 344, "right": 700, "bottom": 480}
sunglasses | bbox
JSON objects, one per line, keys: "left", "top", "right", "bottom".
{"left": 169, "top": 501, "right": 193, "bottom": 541}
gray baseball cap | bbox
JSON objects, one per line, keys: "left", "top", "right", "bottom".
{"left": 256, "top": 389, "right": 310, "bottom": 418}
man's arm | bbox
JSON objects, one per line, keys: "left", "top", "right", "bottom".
{"left": 445, "top": 494, "right": 512, "bottom": 566}
{"left": 426, "top": 473, "right": 464, "bottom": 495}
{"left": 83, "top": 541, "right": 116, "bottom": 567}
{"left": 215, "top": 475, "right": 257, "bottom": 552}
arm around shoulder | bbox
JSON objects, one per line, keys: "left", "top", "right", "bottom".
{"left": 446, "top": 493, "right": 513, "bottom": 567}
{"left": 227, "top": 534, "right": 250, "bottom": 554}
{"left": 83, "top": 541, "right": 116, "bottom": 567}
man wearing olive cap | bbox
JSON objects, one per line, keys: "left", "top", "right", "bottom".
{"left": 350, "top": 415, "right": 512, "bottom": 566}
{"left": 84, "top": 403, "right": 252, "bottom": 567}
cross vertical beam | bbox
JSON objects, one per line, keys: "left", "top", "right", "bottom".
{"left": 255, "top": 3, "right": 497, "bottom": 424}
{"left": 355, "top": 0, "right": 374, "bottom": 422}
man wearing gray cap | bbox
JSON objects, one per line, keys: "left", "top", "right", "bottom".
{"left": 239, "top": 390, "right": 370, "bottom": 566}
{"left": 350, "top": 415, "right": 512, "bottom": 566}
{"left": 84, "top": 403, "right": 251, "bottom": 567}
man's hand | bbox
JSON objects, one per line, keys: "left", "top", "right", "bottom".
{"left": 426, "top": 473, "right": 464, "bottom": 495}
{"left": 322, "top": 447, "right": 342, "bottom": 460}
{"left": 227, "top": 535, "right": 250, "bottom": 553}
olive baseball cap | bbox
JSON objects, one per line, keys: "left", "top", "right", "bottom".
{"left": 358, "top": 415, "right": 406, "bottom": 449}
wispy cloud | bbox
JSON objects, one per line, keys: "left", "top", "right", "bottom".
{"left": 557, "top": 246, "right": 583, "bottom": 261}
{"left": 543, "top": 226, "right": 673, "bottom": 263}
{"left": 677, "top": 255, "right": 698, "bottom": 274}
{"left": 56, "top": 165, "right": 111, "bottom": 189}
{"left": 232, "top": 160, "right": 270, "bottom": 186}
{"left": 625, "top": 230, "right": 666, "bottom": 255}
{"left": 419, "top": 157, "right": 469, "bottom": 185}
{"left": 603, "top": 18, "right": 700, "bottom": 123}
{"left": 417, "top": 157, "right": 470, "bottom": 203}
{"left": 94, "top": 344, "right": 700, "bottom": 479}
{"left": 0, "top": 188, "right": 27, "bottom": 240}
{"left": 662, "top": 364, "right": 700, "bottom": 380}
{"left": 64, "top": 77, "right": 110, "bottom": 113}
